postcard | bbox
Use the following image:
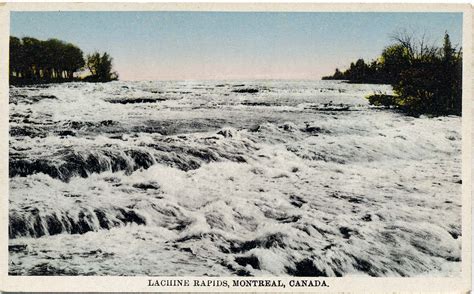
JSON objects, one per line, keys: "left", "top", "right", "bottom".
{"left": 0, "top": 2, "right": 471, "bottom": 292}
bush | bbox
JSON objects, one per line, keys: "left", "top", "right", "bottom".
{"left": 366, "top": 94, "right": 399, "bottom": 108}
{"left": 362, "top": 31, "right": 462, "bottom": 116}
{"left": 85, "top": 52, "right": 119, "bottom": 82}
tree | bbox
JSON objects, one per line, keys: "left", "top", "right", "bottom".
{"left": 390, "top": 30, "right": 438, "bottom": 62}
{"left": 86, "top": 52, "right": 118, "bottom": 82}
{"left": 9, "top": 36, "right": 86, "bottom": 83}
{"left": 323, "top": 30, "right": 462, "bottom": 116}
{"left": 63, "top": 43, "right": 85, "bottom": 79}
{"left": 442, "top": 31, "right": 454, "bottom": 63}
{"left": 333, "top": 68, "right": 343, "bottom": 79}
{"left": 440, "top": 32, "right": 462, "bottom": 114}
{"left": 21, "top": 37, "right": 42, "bottom": 79}
{"left": 43, "top": 38, "right": 63, "bottom": 79}
{"left": 379, "top": 44, "right": 410, "bottom": 84}
{"left": 9, "top": 36, "right": 23, "bottom": 78}
{"left": 370, "top": 31, "right": 462, "bottom": 116}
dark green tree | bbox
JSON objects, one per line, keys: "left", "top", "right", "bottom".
{"left": 86, "top": 52, "right": 118, "bottom": 82}
{"left": 9, "top": 36, "right": 23, "bottom": 78}
{"left": 10, "top": 36, "right": 87, "bottom": 84}
{"left": 379, "top": 44, "right": 410, "bottom": 84}
{"left": 371, "top": 32, "right": 461, "bottom": 116}
{"left": 323, "top": 30, "right": 462, "bottom": 116}
{"left": 63, "top": 43, "right": 85, "bottom": 79}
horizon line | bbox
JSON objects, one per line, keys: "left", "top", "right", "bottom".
{"left": 112, "top": 77, "right": 331, "bottom": 82}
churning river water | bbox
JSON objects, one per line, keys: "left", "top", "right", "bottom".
{"left": 8, "top": 80, "right": 461, "bottom": 276}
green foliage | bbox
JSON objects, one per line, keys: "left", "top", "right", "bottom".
{"left": 10, "top": 36, "right": 85, "bottom": 83}
{"left": 366, "top": 94, "right": 399, "bottom": 108}
{"left": 391, "top": 33, "right": 462, "bottom": 116}
{"left": 10, "top": 36, "right": 118, "bottom": 85}
{"left": 85, "top": 52, "right": 119, "bottom": 82}
{"left": 324, "top": 31, "right": 462, "bottom": 116}
{"left": 379, "top": 44, "right": 411, "bottom": 84}
{"left": 323, "top": 58, "right": 382, "bottom": 83}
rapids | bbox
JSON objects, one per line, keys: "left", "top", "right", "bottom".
{"left": 8, "top": 80, "right": 461, "bottom": 276}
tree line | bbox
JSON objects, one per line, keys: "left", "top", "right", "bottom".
{"left": 10, "top": 36, "right": 118, "bottom": 85}
{"left": 323, "top": 31, "right": 462, "bottom": 116}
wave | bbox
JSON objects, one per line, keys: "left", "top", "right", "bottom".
{"left": 8, "top": 81, "right": 461, "bottom": 277}
{"left": 10, "top": 94, "right": 58, "bottom": 105}
{"left": 9, "top": 207, "right": 146, "bottom": 239}
{"left": 9, "top": 127, "right": 257, "bottom": 182}
{"left": 105, "top": 97, "right": 168, "bottom": 104}
{"left": 9, "top": 116, "right": 461, "bottom": 183}
{"left": 10, "top": 148, "right": 155, "bottom": 182}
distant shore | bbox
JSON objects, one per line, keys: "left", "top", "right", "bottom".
{"left": 322, "top": 32, "right": 462, "bottom": 117}
{"left": 10, "top": 36, "right": 118, "bottom": 87}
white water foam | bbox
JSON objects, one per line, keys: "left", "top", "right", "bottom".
{"left": 8, "top": 80, "right": 461, "bottom": 276}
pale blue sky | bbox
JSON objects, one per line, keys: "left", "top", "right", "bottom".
{"left": 11, "top": 12, "right": 463, "bottom": 81}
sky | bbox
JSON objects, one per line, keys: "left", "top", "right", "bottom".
{"left": 10, "top": 12, "right": 463, "bottom": 81}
